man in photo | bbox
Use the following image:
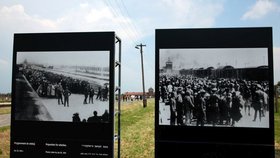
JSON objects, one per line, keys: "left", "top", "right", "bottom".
{"left": 63, "top": 86, "right": 71, "bottom": 107}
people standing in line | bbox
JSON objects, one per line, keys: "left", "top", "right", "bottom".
{"left": 176, "top": 89, "right": 184, "bottom": 125}
{"left": 252, "top": 84, "right": 265, "bottom": 122}
{"left": 223, "top": 90, "right": 232, "bottom": 125}
{"left": 168, "top": 92, "right": 177, "bottom": 125}
{"left": 262, "top": 90, "right": 269, "bottom": 117}
{"left": 167, "top": 81, "right": 173, "bottom": 94}
{"left": 243, "top": 85, "right": 252, "bottom": 116}
{"left": 89, "top": 86, "right": 95, "bottom": 104}
{"left": 103, "top": 85, "right": 109, "bottom": 101}
{"left": 63, "top": 86, "right": 71, "bottom": 107}
{"left": 83, "top": 85, "right": 89, "bottom": 104}
{"left": 208, "top": 88, "right": 220, "bottom": 127}
{"left": 183, "top": 91, "right": 194, "bottom": 125}
{"left": 36, "top": 83, "right": 43, "bottom": 96}
{"left": 96, "top": 86, "right": 102, "bottom": 100}
{"left": 160, "top": 85, "right": 167, "bottom": 102}
{"left": 196, "top": 91, "right": 206, "bottom": 126}
{"left": 56, "top": 82, "right": 64, "bottom": 105}
{"left": 230, "top": 92, "right": 243, "bottom": 126}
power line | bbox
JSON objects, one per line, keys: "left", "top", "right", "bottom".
{"left": 103, "top": 0, "right": 136, "bottom": 45}
{"left": 118, "top": 0, "right": 142, "bottom": 37}
{"left": 116, "top": 0, "right": 141, "bottom": 40}
{"left": 103, "top": 0, "right": 139, "bottom": 45}
{"left": 113, "top": 0, "right": 140, "bottom": 44}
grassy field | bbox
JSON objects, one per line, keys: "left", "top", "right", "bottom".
{"left": 0, "top": 107, "right": 11, "bottom": 158}
{"left": 0, "top": 107, "right": 11, "bottom": 115}
{"left": 115, "top": 99, "right": 154, "bottom": 158}
{"left": 276, "top": 111, "right": 280, "bottom": 158}
{"left": 1, "top": 99, "right": 280, "bottom": 157}
{"left": 0, "top": 126, "right": 10, "bottom": 158}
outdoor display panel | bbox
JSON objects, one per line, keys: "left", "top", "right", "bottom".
{"left": 155, "top": 28, "right": 274, "bottom": 158}
{"left": 11, "top": 32, "right": 115, "bottom": 158}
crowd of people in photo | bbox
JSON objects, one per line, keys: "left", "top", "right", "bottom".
{"left": 19, "top": 66, "right": 109, "bottom": 106}
{"left": 17, "top": 65, "right": 110, "bottom": 123}
{"left": 159, "top": 74, "right": 269, "bottom": 127}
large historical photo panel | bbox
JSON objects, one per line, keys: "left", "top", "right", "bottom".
{"left": 11, "top": 32, "right": 116, "bottom": 158}
{"left": 159, "top": 48, "right": 270, "bottom": 128}
{"left": 155, "top": 28, "right": 274, "bottom": 158}
{"left": 15, "top": 51, "right": 110, "bottom": 123}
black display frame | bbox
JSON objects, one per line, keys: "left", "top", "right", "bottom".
{"left": 11, "top": 32, "right": 116, "bottom": 158}
{"left": 155, "top": 28, "right": 274, "bottom": 158}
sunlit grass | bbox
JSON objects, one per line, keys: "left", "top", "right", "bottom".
{"left": 118, "top": 99, "right": 154, "bottom": 158}
{"left": 275, "top": 98, "right": 280, "bottom": 158}
{"left": 0, "top": 126, "right": 10, "bottom": 158}
{"left": 0, "top": 107, "right": 10, "bottom": 115}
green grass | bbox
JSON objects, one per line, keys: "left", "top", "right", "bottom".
{"left": 0, "top": 107, "right": 11, "bottom": 115}
{"left": 116, "top": 99, "right": 154, "bottom": 158}
{"left": 0, "top": 126, "right": 10, "bottom": 158}
{"left": 0, "top": 126, "right": 10, "bottom": 132}
{"left": 276, "top": 112, "right": 280, "bottom": 158}
{"left": 275, "top": 98, "right": 280, "bottom": 158}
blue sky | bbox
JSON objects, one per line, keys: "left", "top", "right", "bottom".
{"left": 0, "top": 0, "right": 280, "bottom": 93}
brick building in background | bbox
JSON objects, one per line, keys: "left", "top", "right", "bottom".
{"left": 122, "top": 87, "right": 154, "bottom": 101}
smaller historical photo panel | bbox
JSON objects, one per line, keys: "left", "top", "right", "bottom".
{"left": 159, "top": 48, "right": 270, "bottom": 128}
{"left": 15, "top": 51, "right": 110, "bottom": 123}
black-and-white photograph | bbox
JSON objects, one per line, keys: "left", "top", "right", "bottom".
{"left": 159, "top": 48, "right": 270, "bottom": 128}
{"left": 15, "top": 51, "right": 110, "bottom": 123}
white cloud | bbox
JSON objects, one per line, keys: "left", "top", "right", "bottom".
{"left": 242, "top": 0, "right": 280, "bottom": 20}
{"left": 80, "top": 2, "right": 89, "bottom": 8}
{"left": 161, "top": 0, "right": 224, "bottom": 27}
{"left": 0, "top": 4, "right": 57, "bottom": 32}
{"left": 135, "top": 0, "right": 224, "bottom": 38}
{"left": 54, "top": 2, "right": 142, "bottom": 43}
{"left": 0, "top": 4, "right": 142, "bottom": 43}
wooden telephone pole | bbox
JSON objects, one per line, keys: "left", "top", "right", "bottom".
{"left": 136, "top": 43, "right": 147, "bottom": 108}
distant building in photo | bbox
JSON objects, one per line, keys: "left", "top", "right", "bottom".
{"left": 165, "top": 58, "right": 173, "bottom": 74}
{"left": 160, "top": 58, "right": 173, "bottom": 74}
{"left": 160, "top": 58, "right": 180, "bottom": 75}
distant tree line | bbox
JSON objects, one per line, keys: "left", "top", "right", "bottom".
{"left": 0, "top": 93, "right": 11, "bottom": 102}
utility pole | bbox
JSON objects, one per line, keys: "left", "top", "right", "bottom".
{"left": 136, "top": 43, "right": 147, "bottom": 108}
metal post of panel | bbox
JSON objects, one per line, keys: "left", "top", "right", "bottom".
{"left": 115, "top": 36, "right": 121, "bottom": 158}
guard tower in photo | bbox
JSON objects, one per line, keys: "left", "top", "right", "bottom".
{"left": 165, "top": 58, "right": 173, "bottom": 74}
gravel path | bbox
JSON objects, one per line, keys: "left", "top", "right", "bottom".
{"left": 0, "top": 114, "right": 11, "bottom": 127}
